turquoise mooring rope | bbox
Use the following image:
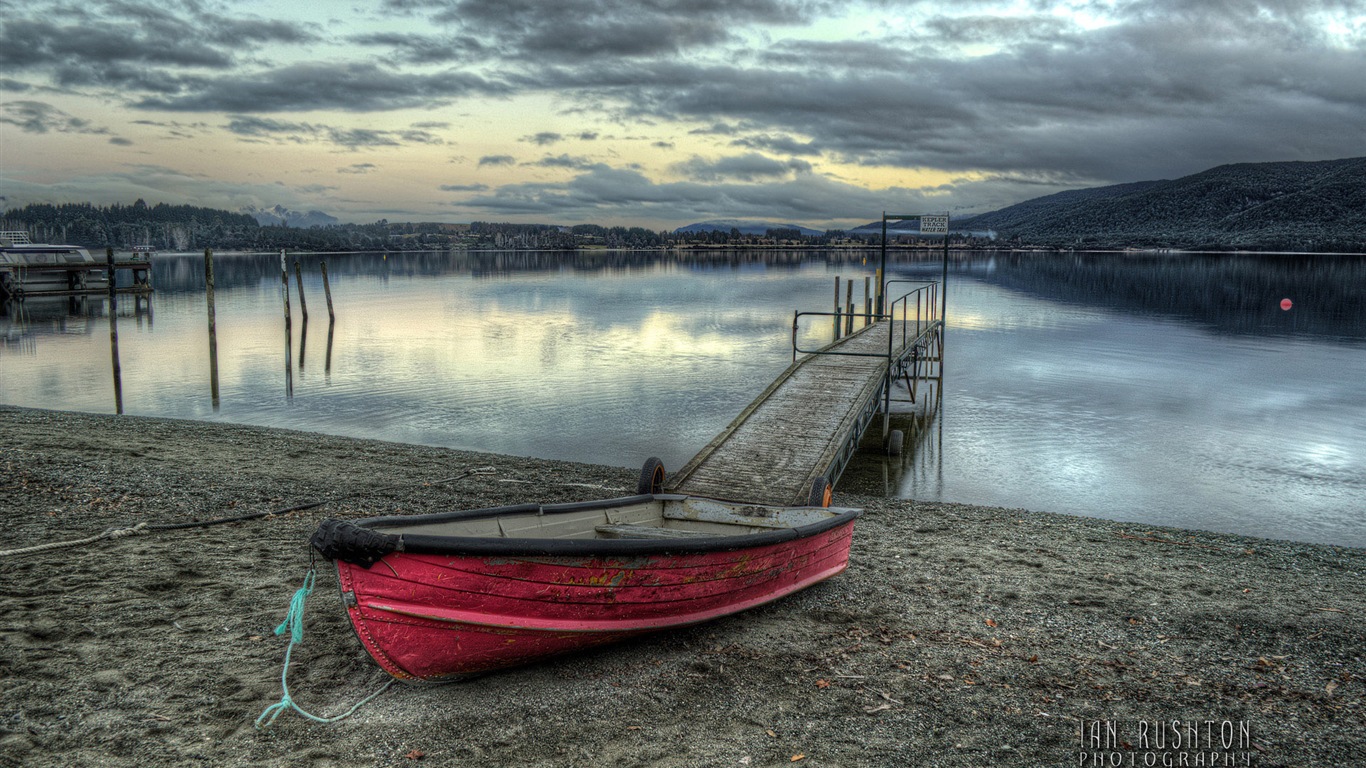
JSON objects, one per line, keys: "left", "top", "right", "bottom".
{"left": 255, "top": 565, "right": 395, "bottom": 729}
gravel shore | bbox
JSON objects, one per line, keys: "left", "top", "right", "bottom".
{"left": 1, "top": 406, "right": 1362, "bottom": 767}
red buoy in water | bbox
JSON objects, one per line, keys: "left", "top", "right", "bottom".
{"left": 1280, "top": 298, "right": 1293, "bottom": 311}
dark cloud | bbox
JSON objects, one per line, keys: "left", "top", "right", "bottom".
{"left": 0, "top": 2, "right": 319, "bottom": 96}
{"left": 579, "top": 131, "right": 600, "bottom": 140}
{"left": 690, "top": 123, "right": 742, "bottom": 136}
{"left": 339, "top": 163, "right": 379, "bottom": 174}
{"left": 348, "top": 31, "right": 487, "bottom": 64}
{"left": 524, "top": 132, "right": 564, "bottom": 145}
{"left": 108, "top": 136, "right": 132, "bottom": 145}
{"left": 672, "top": 153, "right": 813, "bottom": 181}
{"left": 0, "top": 100, "right": 109, "bottom": 134}
{"left": 223, "top": 115, "right": 446, "bottom": 149}
{"left": 0, "top": 78, "right": 33, "bottom": 92}
{"left": 420, "top": 0, "right": 818, "bottom": 63}
{"left": 730, "top": 133, "right": 821, "bottom": 156}
{"left": 478, "top": 155, "right": 517, "bottom": 166}
{"left": 328, "top": 129, "right": 402, "bottom": 149}
{"left": 440, "top": 183, "right": 490, "bottom": 191}
{"left": 137, "top": 62, "right": 508, "bottom": 112}
{"left": 224, "top": 115, "right": 313, "bottom": 137}
{"left": 397, "top": 129, "right": 445, "bottom": 145}
{"left": 528, "top": 154, "right": 596, "bottom": 169}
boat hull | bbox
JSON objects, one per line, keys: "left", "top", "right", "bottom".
{"left": 334, "top": 519, "right": 856, "bottom": 680}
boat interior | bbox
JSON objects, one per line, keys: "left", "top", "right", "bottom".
{"left": 371, "top": 495, "right": 858, "bottom": 541}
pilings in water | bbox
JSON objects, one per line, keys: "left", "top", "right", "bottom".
{"left": 832, "top": 276, "right": 842, "bottom": 340}
{"left": 321, "top": 262, "right": 336, "bottom": 322}
{"left": 106, "top": 248, "right": 123, "bottom": 415}
{"left": 280, "top": 251, "right": 293, "bottom": 398}
{"left": 294, "top": 260, "right": 308, "bottom": 322}
{"left": 205, "top": 248, "right": 220, "bottom": 410}
{"left": 831, "top": 271, "right": 881, "bottom": 342}
{"left": 845, "top": 280, "right": 854, "bottom": 335}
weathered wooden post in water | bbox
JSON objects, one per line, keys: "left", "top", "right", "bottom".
{"left": 832, "top": 276, "right": 842, "bottom": 340}
{"left": 298, "top": 317, "right": 308, "bottom": 371}
{"left": 294, "top": 260, "right": 308, "bottom": 322}
{"left": 320, "top": 262, "right": 336, "bottom": 322}
{"left": 205, "top": 248, "right": 219, "bottom": 409}
{"left": 106, "top": 248, "right": 123, "bottom": 414}
{"left": 280, "top": 250, "right": 293, "bottom": 398}
{"left": 325, "top": 319, "right": 335, "bottom": 375}
{"left": 845, "top": 279, "right": 854, "bottom": 335}
{"left": 280, "top": 250, "right": 292, "bottom": 328}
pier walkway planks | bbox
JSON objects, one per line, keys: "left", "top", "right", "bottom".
{"left": 667, "top": 318, "right": 939, "bottom": 507}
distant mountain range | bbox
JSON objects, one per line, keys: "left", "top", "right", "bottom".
{"left": 674, "top": 219, "right": 826, "bottom": 237}
{"left": 241, "top": 205, "right": 340, "bottom": 229}
{"left": 959, "top": 157, "right": 1366, "bottom": 251}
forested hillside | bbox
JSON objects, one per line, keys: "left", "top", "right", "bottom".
{"left": 967, "top": 157, "right": 1366, "bottom": 251}
{"left": 0, "top": 201, "right": 672, "bottom": 251}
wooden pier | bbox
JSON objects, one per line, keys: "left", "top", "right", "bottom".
{"left": 0, "top": 245, "right": 154, "bottom": 301}
{"left": 666, "top": 283, "right": 943, "bottom": 507}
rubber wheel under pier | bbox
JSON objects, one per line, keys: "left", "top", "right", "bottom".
{"left": 886, "top": 429, "right": 904, "bottom": 456}
{"left": 807, "top": 476, "right": 833, "bottom": 508}
{"left": 636, "top": 457, "right": 666, "bottom": 495}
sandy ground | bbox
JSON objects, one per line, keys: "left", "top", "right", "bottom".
{"left": 1, "top": 405, "right": 1363, "bottom": 767}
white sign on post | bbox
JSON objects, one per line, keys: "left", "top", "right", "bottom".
{"left": 920, "top": 215, "right": 948, "bottom": 234}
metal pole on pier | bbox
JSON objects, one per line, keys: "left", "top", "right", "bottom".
{"left": 940, "top": 213, "right": 949, "bottom": 390}
{"left": 941, "top": 221, "right": 949, "bottom": 322}
{"left": 878, "top": 214, "right": 887, "bottom": 315}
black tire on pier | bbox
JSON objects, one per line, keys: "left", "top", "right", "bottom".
{"left": 887, "top": 429, "right": 904, "bottom": 456}
{"left": 808, "top": 476, "right": 833, "bottom": 508}
{"left": 636, "top": 457, "right": 666, "bottom": 495}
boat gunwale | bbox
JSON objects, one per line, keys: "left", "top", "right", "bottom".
{"left": 346, "top": 493, "right": 862, "bottom": 557}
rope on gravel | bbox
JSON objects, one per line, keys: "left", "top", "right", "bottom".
{"left": 0, "top": 522, "right": 149, "bottom": 557}
{"left": 0, "top": 467, "right": 498, "bottom": 559}
{"left": 255, "top": 564, "right": 395, "bottom": 729}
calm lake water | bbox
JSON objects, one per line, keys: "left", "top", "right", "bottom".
{"left": 2, "top": 249, "right": 1363, "bottom": 547}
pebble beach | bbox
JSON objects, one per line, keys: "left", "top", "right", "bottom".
{"left": 1, "top": 405, "right": 1362, "bottom": 767}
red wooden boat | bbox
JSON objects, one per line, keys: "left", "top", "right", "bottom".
{"left": 309, "top": 492, "right": 860, "bottom": 681}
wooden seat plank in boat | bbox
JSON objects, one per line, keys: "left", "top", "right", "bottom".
{"left": 594, "top": 523, "right": 720, "bottom": 539}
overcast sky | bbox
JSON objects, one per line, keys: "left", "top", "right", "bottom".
{"left": 2, "top": 0, "right": 1364, "bottom": 228}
